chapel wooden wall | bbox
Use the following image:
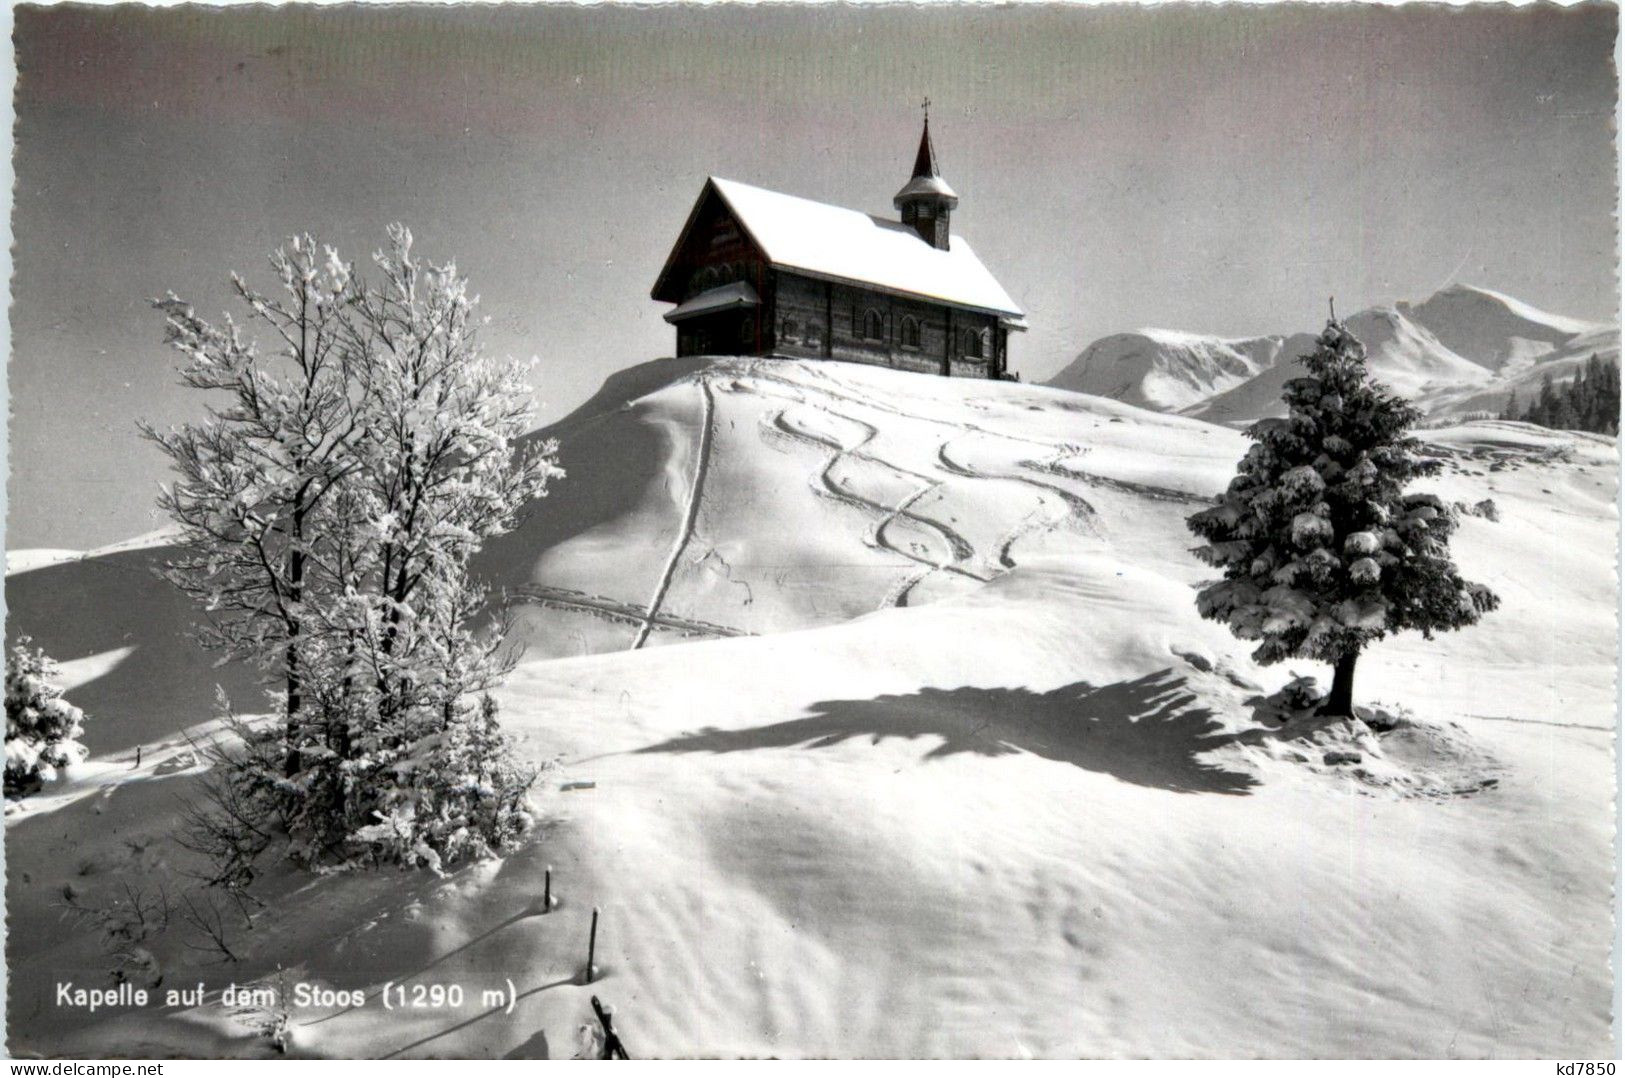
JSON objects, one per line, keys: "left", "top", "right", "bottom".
{"left": 768, "top": 271, "right": 1007, "bottom": 379}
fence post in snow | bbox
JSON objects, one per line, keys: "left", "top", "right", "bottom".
{"left": 586, "top": 906, "right": 600, "bottom": 983}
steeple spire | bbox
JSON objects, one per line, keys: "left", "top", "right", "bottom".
{"left": 893, "top": 102, "right": 958, "bottom": 250}
{"left": 913, "top": 98, "right": 939, "bottom": 178}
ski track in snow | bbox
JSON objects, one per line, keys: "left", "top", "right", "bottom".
{"left": 507, "top": 583, "right": 749, "bottom": 639}
{"left": 1024, "top": 452, "right": 1212, "bottom": 506}
{"left": 631, "top": 376, "right": 718, "bottom": 650}
{"left": 1464, "top": 713, "right": 1613, "bottom": 733}
{"left": 762, "top": 406, "right": 984, "bottom": 595}
{"left": 516, "top": 360, "right": 1203, "bottom": 637}
{"left": 935, "top": 434, "right": 1102, "bottom": 570}
{"left": 746, "top": 365, "right": 1120, "bottom": 606}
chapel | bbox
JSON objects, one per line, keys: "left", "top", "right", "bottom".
{"left": 650, "top": 114, "right": 1026, "bottom": 378}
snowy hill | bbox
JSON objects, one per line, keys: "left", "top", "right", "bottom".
{"left": 1053, "top": 286, "right": 1618, "bottom": 427}
{"left": 5, "top": 358, "right": 1616, "bottom": 1057}
{"left": 1046, "top": 329, "right": 1289, "bottom": 412}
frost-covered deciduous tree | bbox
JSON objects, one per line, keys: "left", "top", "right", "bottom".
{"left": 5, "top": 637, "right": 88, "bottom": 795}
{"left": 141, "top": 237, "right": 364, "bottom": 773}
{"left": 147, "top": 226, "right": 561, "bottom": 870}
{"left": 289, "top": 225, "right": 560, "bottom": 867}
{"left": 337, "top": 225, "right": 562, "bottom": 728}
{"left": 1187, "top": 312, "right": 1500, "bottom": 716}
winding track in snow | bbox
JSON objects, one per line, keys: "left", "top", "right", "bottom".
{"left": 767, "top": 361, "right": 1084, "bottom": 455}
{"left": 935, "top": 434, "right": 1102, "bottom": 569}
{"left": 757, "top": 361, "right": 1218, "bottom": 505}
{"left": 632, "top": 376, "right": 718, "bottom": 650}
{"left": 761, "top": 406, "right": 986, "bottom": 600}
{"left": 1023, "top": 454, "right": 1210, "bottom": 505}
{"left": 748, "top": 366, "right": 1115, "bottom": 600}
{"left": 522, "top": 361, "right": 1205, "bottom": 638}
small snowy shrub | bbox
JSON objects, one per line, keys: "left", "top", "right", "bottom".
{"left": 200, "top": 692, "right": 536, "bottom": 875}
{"left": 345, "top": 695, "right": 538, "bottom": 872}
{"left": 6, "top": 637, "right": 88, "bottom": 796}
{"left": 59, "top": 881, "right": 171, "bottom": 986}
{"left": 574, "top": 1019, "right": 607, "bottom": 1061}
{"left": 230, "top": 966, "right": 294, "bottom": 1053}
{"left": 1359, "top": 700, "right": 1412, "bottom": 733}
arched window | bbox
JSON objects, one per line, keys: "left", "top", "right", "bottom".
{"left": 900, "top": 317, "right": 921, "bottom": 350}
{"left": 863, "top": 309, "right": 884, "bottom": 341}
{"left": 964, "top": 328, "right": 984, "bottom": 359}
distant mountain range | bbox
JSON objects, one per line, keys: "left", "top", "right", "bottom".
{"left": 1047, "top": 285, "right": 1620, "bottom": 426}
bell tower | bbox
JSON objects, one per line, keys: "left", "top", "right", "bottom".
{"left": 893, "top": 100, "right": 959, "bottom": 251}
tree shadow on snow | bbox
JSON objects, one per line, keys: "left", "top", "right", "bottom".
{"left": 636, "top": 668, "right": 1257, "bottom": 795}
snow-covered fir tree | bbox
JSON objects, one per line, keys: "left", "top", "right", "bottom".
{"left": 147, "top": 226, "right": 561, "bottom": 870}
{"left": 1503, "top": 355, "right": 1620, "bottom": 435}
{"left": 5, "top": 637, "right": 88, "bottom": 796}
{"left": 1187, "top": 311, "right": 1500, "bottom": 716}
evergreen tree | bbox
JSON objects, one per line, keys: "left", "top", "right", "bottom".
{"left": 1533, "top": 372, "right": 1558, "bottom": 427}
{"left": 1603, "top": 360, "right": 1620, "bottom": 435}
{"left": 1505, "top": 355, "right": 1620, "bottom": 435}
{"left": 1188, "top": 311, "right": 1500, "bottom": 716}
{"left": 1581, "top": 355, "right": 1620, "bottom": 434}
{"left": 5, "top": 638, "right": 88, "bottom": 796}
{"left": 1500, "top": 389, "right": 1519, "bottom": 422}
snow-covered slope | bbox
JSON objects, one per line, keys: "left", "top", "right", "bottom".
{"left": 1343, "top": 306, "right": 1496, "bottom": 392}
{"left": 6, "top": 359, "right": 1616, "bottom": 1058}
{"left": 1055, "top": 286, "right": 1617, "bottom": 428}
{"left": 1419, "top": 325, "right": 1623, "bottom": 422}
{"left": 4, "top": 549, "right": 83, "bottom": 575}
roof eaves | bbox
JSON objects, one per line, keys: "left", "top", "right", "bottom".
{"left": 772, "top": 263, "right": 1023, "bottom": 321}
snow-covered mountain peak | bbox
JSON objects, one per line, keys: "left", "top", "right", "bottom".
{"left": 1046, "top": 329, "right": 1287, "bottom": 412}
{"left": 1398, "top": 283, "right": 1611, "bottom": 373}
{"left": 1053, "top": 286, "right": 1618, "bottom": 427}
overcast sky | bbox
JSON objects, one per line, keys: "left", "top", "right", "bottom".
{"left": 10, "top": 3, "right": 1618, "bottom": 550}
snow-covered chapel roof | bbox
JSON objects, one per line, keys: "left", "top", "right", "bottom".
{"left": 689, "top": 177, "right": 1024, "bottom": 321}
